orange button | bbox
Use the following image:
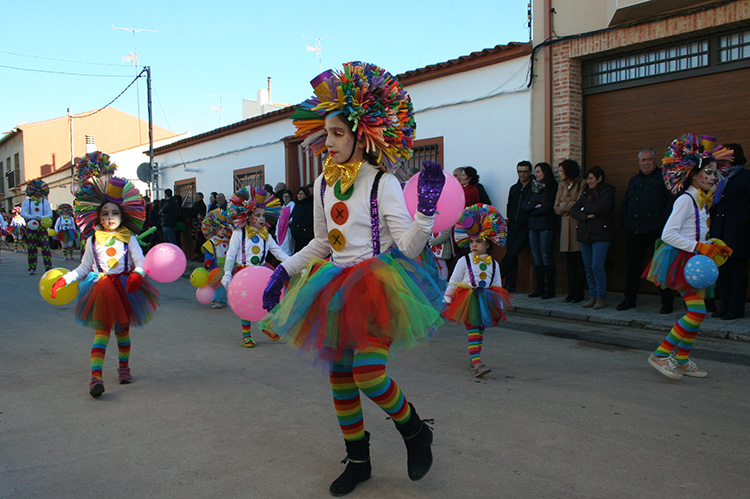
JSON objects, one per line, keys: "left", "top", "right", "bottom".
{"left": 106, "top": 247, "right": 117, "bottom": 257}
{"left": 331, "top": 202, "right": 349, "bottom": 225}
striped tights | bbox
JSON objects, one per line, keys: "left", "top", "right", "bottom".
{"left": 91, "top": 327, "right": 131, "bottom": 380}
{"left": 654, "top": 290, "right": 705, "bottom": 364}
{"left": 467, "top": 327, "right": 484, "bottom": 365}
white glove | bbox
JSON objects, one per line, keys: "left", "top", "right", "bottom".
{"left": 443, "top": 295, "right": 453, "bottom": 304}
{"left": 221, "top": 273, "right": 232, "bottom": 290}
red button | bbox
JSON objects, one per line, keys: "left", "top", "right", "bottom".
{"left": 331, "top": 202, "right": 349, "bottom": 225}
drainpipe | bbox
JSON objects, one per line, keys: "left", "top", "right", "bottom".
{"left": 544, "top": 0, "right": 553, "bottom": 164}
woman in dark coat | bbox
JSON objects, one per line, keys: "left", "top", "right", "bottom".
{"left": 571, "top": 165, "right": 615, "bottom": 309}
{"left": 463, "top": 166, "right": 492, "bottom": 205}
{"left": 290, "top": 186, "right": 314, "bottom": 254}
{"left": 521, "top": 162, "right": 558, "bottom": 299}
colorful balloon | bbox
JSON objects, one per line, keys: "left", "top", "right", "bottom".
{"left": 684, "top": 255, "right": 719, "bottom": 289}
{"left": 227, "top": 266, "right": 283, "bottom": 322}
{"left": 208, "top": 267, "right": 224, "bottom": 289}
{"left": 196, "top": 285, "right": 214, "bottom": 305}
{"left": 143, "top": 243, "right": 186, "bottom": 283}
{"left": 190, "top": 267, "right": 209, "bottom": 288}
{"left": 39, "top": 268, "right": 78, "bottom": 305}
{"left": 403, "top": 170, "right": 465, "bottom": 233}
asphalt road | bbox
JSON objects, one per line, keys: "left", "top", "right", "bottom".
{"left": 1, "top": 250, "right": 749, "bottom": 498}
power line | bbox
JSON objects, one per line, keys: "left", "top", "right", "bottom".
{"left": 74, "top": 69, "right": 146, "bottom": 119}
{"left": 0, "top": 63, "right": 132, "bottom": 77}
{"left": 0, "top": 49, "right": 125, "bottom": 67}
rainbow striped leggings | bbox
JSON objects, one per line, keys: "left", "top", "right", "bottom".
{"left": 653, "top": 290, "right": 706, "bottom": 364}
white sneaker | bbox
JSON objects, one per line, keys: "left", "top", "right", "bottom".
{"left": 648, "top": 354, "right": 683, "bottom": 380}
{"left": 210, "top": 301, "right": 222, "bottom": 309}
{"left": 677, "top": 359, "right": 708, "bottom": 378}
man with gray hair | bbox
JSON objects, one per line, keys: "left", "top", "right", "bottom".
{"left": 617, "top": 147, "right": 674, "bottom": 313}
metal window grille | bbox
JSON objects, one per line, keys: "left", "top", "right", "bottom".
{"left": 297, "top": 146, "right": 323, "bottom": 187}
{"left": 719, "top": 29, "right": 750, "bottom": 63}
{"left": 395, "top": 142, "right": 440, "bottom": 182}
{"left": 0, "top": 161, "right": 4, "bottom": 194}
{"left": 175, "top": 182, "right": 195, "bottom": 209}
{"left": 233, "top": 170, "right": 264, "bottom": 192}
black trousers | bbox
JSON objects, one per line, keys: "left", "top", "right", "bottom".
{"left": 500, "top": 226, "right": 529, "bottom": 290}
{"left": 624, "top": 233, "right": 674, "bottom": 307}
{"left": 717, "top": 257, "right": 748, "bottom": 315}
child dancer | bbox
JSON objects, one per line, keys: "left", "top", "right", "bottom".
{"left": 201, "top": 208, "right": 232, "bottom": 309}
{"left": 51, "top": 175, "right": 159, "bottom": 397}
{"left": 443, "top": 204, "right": 511, "bottom": 378}
{"left": 54, "top": 203, "right": 79, "bottom": 261}
{"left": 21, "top": 179, "right": 53, "bottom": 274}
{"left": 9, "top": 207, "right": 26, "bottom": 252}
{"left": 428, "top": 227, "right": 454, "bottom": 280}
{"left": 644, "top": 134, "right": 733, "bottom": 379}
{"left": 221, "top": 187, "right": 288, "bottom": 347}
{"left": 0, "top": 212, "right": 6, "bottom": 262}
{"left": 261, "top": 62, "right": 445, "bottom": 496}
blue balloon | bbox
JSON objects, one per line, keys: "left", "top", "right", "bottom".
{"left": 684, "top": 255, "right": 719, "bottom": 289}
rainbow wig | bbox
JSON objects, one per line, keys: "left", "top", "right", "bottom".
{"left": 454, "top": 204, "right": 507, "bottom": 248}
{"left": 25, "top": 179, "right": 49, "bottom": 198}
{"left": 662, "top": 133, "right": 733, "bottom": 195}
{"left": 227, "top": 187, "right": 281, "bottom": 229}
{"left": 76, "top": 151, "right": 117, "bottom": 183}
{"left": 57, "top": 203, "right": 74, "bottom": 216}
{"left": 201, "top": 208, "right": 232, "bottom": 238}
{"left": 290, "top": 61, "right": 415, "bottom": 173}
{"left": 74, "top": 176, "right": 145, "bottom": 238}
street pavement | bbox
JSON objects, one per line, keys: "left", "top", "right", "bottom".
{"left": 2, "top": 249, "right": 750, "bottom": 498}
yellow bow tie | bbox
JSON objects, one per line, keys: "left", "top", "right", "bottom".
{"left": 323, "top": 155, "right": 365, "bottom": 194}
{"left": 697, "top": 189, "right": 713, "bottom": 210}
{"left": 95, "top": 227, "right": 131, "bottom": 245}
{"left": 245, "top": 225, "right": 269, "bottom": 241}
{"left": 472, "top": 254, "right": 493, "bottom": 265}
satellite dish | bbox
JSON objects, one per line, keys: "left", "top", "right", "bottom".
{"left": 137, "top": 162, "right": 152, "bottom": 183}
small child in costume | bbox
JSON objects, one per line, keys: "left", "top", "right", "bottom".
{"left": 427, "top": 227, "right": 454, "bottom": 280}
{"left": 221, "top": 187, "right": 288, "bottom": 347}
{"left": 9, "top": 207, "right": 26, "bottom": 252}
{"left": 443, "top": 204, "right": 511, "bottom": 378}
{"left": 0, "top": 213, "right": 6, "bottom": 261}
{"left": 21, "top": 179, "right": 53, "bottom": 274}
{"left": 53, "top": 203, "right": 79, "bottom": 261}
{"left": 51, "top": 175, "right": 159, "bottom": 398}
{"left": 201, "top": 208, "right": 232, "bottom": 309}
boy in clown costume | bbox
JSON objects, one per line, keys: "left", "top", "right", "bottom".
{"left": 443, "top": 204, "right": 511, "bottom": 378}
{"left": 53, "top": 203, "right": 79, "bottom": 261}
{"left": 261, "top": 62, "right": 445, "bottom": 496}
{"left": 21, "top": 179, "right": 53, "bottom": 274}
{"left": 51, "top": 175, "right": 159, "bottom": 398}
{"left": 221, "top": 187, "right": 289, "bottom": 347}
{"left": 9, "top": 206, "right": 26, "bottom": 252}
{"left": 201, "top": 208, "right": 232, "bottom": 308}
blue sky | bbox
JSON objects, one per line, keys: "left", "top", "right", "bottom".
{"left": 1, "top": 1, "right": 531, "bottom": 137}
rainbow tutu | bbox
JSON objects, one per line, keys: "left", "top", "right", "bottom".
{"left": 55, "top": 228, "right": 78, "bottom": 244}
{"left": 443, "top": 284, "right": 512, "bottom": 328}
{"left": 74, "top": 272, "right": 160, "bottom": 330}
{"left": 643, "top": 239, "right": 710, "bottom": 296}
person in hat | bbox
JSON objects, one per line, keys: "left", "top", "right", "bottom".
{"left": 51, "top": 175, "right": 159, "bottom": 397}
{"left": 9, "top": 206, "right": 26, "bottom": 253}
{"left": 443, "top": 204, "right": 510, "bottom": 378}
{"left": 200, "top": 208, "right": 232, "bottom": 309}
{"left": 221, "top": 187, "right": 288, "bottom": 347}
{"left": 53, "top": 203, "right": 79, "bottom": 261}
{"left": 21, "top": 179, "right": 53, "bottom": 274}
{"left": 261, "top": 61, "right": 445, "bottom": 496}
{"left": 643, "top": 134, "right": 733, "bottom": 380}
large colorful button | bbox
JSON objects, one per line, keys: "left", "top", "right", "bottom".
{"left": 328, "top": 228, "right": 346, "bottom": 251}
{"left": 251, "top": 245, "right": 261, "bottom": 255}
{"left": 108, "top": 258, "right": 118, "bottom": 269}
{"left": 478, "top": 280, "right": 487, "bottom": 288}
{"left": 479, "top": 272, "right": 487, "bottom": 280}
{"left": 251, "top": 235, "right": 260, "bottom": 243}
{"left": 106, "top": 247, "right": 117, "bottom": 257}
{"left": 334, "top": 180, "right": 354, "bottom": 201}
{"left": 479, "top": 263, "right": 487, "bottom": 270}
{"left": 331, "top": 202, "right": 349, "bottom": 225}
{"left": 251, "top": 256, "right": 261, "bottom": 265}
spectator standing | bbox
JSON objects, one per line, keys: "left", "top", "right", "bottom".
{"left": 276, "top": 189, "right": 296, "bottom": 256}
{"left": 618, "top": 147, "right": 675, "bottom": 313}
{"left": 571, "top": 165, "right": 615, "bottom": 309}
{"left": 463, "top": 166, "right": 492, "bottom": 205}
{"left": 500, "top": 161, "right": 533, "bottom": 292}
{"left": 274, "top": 182, "right": 287, "bottom": 201}
{"left": 522, "top": 162, "right": 558, "bottom": 299}
{"left": 191, "top": 192, "right": 208, "bottom": 261}
{"left": 711, "top": 143, "right": 750, "bottom": 320}
{"left": 554, "top": 159, "right": 586, "bottom": 303}
{"left": 207, "top": 192, "right": 218, "bottom": 212}
{"left": 160, "top": 188, "right": 179, "bottom": 245}
{"left": 453, "top": 167, "right": 480, "bottom": 207}
{"left": 290, "top": 186, "right": 314, "bottom": 253}
{"left": 216, "top": 192, "right": 228, "bottom": 211}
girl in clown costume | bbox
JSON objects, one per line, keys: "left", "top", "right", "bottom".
{"left": 51, "top": 176, "right": 159, "bottom": 398}
{"left": 261, "top": 62, "right": 445, "bottom": 496}
{"left": 201, "top": 208, "right": 232, "bottom": 308}
{"left": 53, "top": 203, "right": 79, "bottom": 261}
{"left": 443, "top": 204, "right": 511, "bottom": 378}
{"left": 221, "top": 187, "right": 289, "bottom": 347}
{"left": 9, "top": 206, "right": 26, "bottom": 252}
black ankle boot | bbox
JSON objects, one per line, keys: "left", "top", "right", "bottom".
{"left": 394, "top": 403, "right": 434, "bottom": 481}
{"left": 527, "top": 265, "right": 544, "bottom": 298}
{"left": 329, "top": 432, "right": 371, "bottom": 496}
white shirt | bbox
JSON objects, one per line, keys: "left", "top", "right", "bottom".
{"left": 21, "top": 198, "right": 52, "bottom": 221}
{"left": 63, "top": 233, "right": 146, "bottom": 284}
{"left": 661, "top": 186, "right": 708, "bottom": 253}
{"left": 54, "top": 215, "right": 76, "bottom": 231}
{"left": 281, "top": 164, "right": 434, "bottom": 276}
{"left": 445, "top": 254, "right": 502, "bottom": 299}
{"left": 223, "top": 227, "right": 289, "bottom": 275}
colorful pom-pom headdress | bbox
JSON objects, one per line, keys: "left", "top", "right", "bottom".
{"left": 74, "top": 176, "right": 145, "bottom": 238}
{"left": 662, "top": 133, "right": 733, "bottom": 195}
{"left": 201, "top": 208, "right": 232, "bottom": 238}
{"left": 76, "top": 151, "right": 117, "bottom": 183}
{"left": 228, "top": 187, "right": 281, "bottom": 229}
{"left": 291, "top": 61, "right": 415, "bottom": 173}
{"left": 25, "top": 179, "right": 49, "bottom": 198}
{"left": 454, "top": 204, "right": 507, "bottom": 248}
{"left": 57, "top": 203, "right": 74, "bottom": 216}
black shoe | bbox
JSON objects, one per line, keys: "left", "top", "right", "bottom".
{"left": 721, "top": 312, "right": 744, "bottom": 321}
{"left": 712, "top": 309, "right": 728, "bottom": 318}
{"left": 527, "top": 289, "right": 543, "bottom": 298}
{"left": 659, "top": 305, "right": 673, "bottom": 314}
{"left": 569, "top": 295, "right": 584, "bottom": 304}
{"left": 562, "top": 294, "right": 574, "bottom": 303}
{"left": 616, "top": 300, "right": 635, "bottom": 311}
{"left": 329, "top": 432, "right": 371, "bottom": 496}
{"left": 394, "top": 403, "right": 433, "bottom": 481}
{"left": 705, "top": 300, "right": 717, "bottom": 313}
{"left": 541, "top": 292, "right": 555, "bottom": 300}
{"left": 505, "top": 286, "right": 516, "bottom": 293}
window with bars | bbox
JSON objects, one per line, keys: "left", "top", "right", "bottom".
{"left": 0, "top": 161, "right": 4, "bottom": 194}
{"left": 174, "top": 180, "right": 195, "bottom": 209}
{"left": 233, "top": 166, "right": 264, "bottom": 192}
{"left": 395, "top": 138, "right": 444, "bottom": 182}
{"left": 7, "top": 154, "right": 20, "bottom": 189}
{"left": 719, "top": 29, "right": 750, "bottom": 63}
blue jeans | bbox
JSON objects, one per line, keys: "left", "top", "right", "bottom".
{"left": 528, "top": 229, "right": 554, "bottom": 267}
{"left": 580, "top": 241, "right": 611, "bottom": 298}
{"left": 162, "top": 226, "right": 177, "bottom": 245}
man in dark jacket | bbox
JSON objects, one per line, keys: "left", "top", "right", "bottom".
{"left": 710, "top": 143, "right": 750, "bottom": 320}
{"left": 617, "top": 147, "right": 674, "bottom": 313}
{"left": 160, "top": 188, "right": 180, "bottom": 245}
{"left": 500, "top": 160, "right": 532, "bottom": 292}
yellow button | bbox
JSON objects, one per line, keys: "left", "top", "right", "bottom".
{"left": 252, "top": 245, "right": 261, "bottom": 254}
{"left": 479, "top": 272, "right": 487, "bottom": 280}
{"left": 108, "top": 258, "right": 118, "bottom": 269}
{"left": 328, "top": 228, "right": 346, "bottom": 251}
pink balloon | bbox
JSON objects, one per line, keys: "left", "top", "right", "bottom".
{"left": 227, "top": 266, "right": 284, "bottom": 322}
{"left": 144, "top": 243, "right": 187, "bottom": 283}
{"left": 404, "top": 171, "right": 466, "bottom": 232}
{"left": 196, "top": 285, "right": 214, "bottom": 305}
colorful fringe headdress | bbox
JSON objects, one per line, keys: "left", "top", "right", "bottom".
{"left": 228, "top": 186, "right": 281, "bottom": 229}
{"left": 74, "top": 176, "right": 145, "bottom": 238}
{"left": 25, "top": 179, "right": 49, "bottom": 198}
{"left": 662, "top": 133, "right": 733, "bottom": 195}
{"left": 12, "top": 206, "right": 21, "bottom": 214}
{"left": 201, "top": 208, "right": 232, "bottom": 238}
{"left": 291, "top": 61, "right": 415, "bottom": 173}
{"left": 76, "top": 151, "right": 117, "bottom": 183}
{"left": 454, "top": 204, "right": 507, "bottom": 248}
{"left": 57, "top": 203, "right": 74, "bottom": 216}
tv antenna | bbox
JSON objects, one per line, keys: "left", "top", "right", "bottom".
{"left": 207, "top": 93, "right": 237, "bottom": 127}
{"left": 302, "top": 36, "right": 337, "bottom": 70}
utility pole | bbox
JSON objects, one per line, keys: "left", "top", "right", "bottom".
{"left": 145, "top": 66, "right": 157, "bottom": 199}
